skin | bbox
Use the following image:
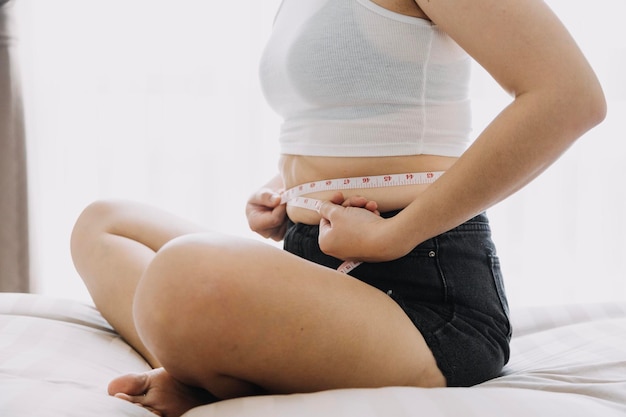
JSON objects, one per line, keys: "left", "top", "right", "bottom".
{"left": 71, "top": 0, "right": 606, "bottom": 416}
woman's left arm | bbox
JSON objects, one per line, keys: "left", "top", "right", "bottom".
{"left": 318, "top": 0, "right": 606, "bottom": 262}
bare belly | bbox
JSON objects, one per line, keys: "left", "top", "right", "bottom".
{"left": 280, "top": 154, "right": 458, "bottom": 224}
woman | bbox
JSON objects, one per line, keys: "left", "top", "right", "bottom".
{"left": 71, "top": 0, "right": 606, "bottom": 416}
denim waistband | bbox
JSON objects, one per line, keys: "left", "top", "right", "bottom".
{"left": 287, "top": 211, "right": 491, "bottom": 238}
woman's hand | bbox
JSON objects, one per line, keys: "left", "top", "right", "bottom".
{"left": 318, "top": 193, "right": 408, "bottom": 262}
{"left": 246, "top": 176, "right": 287, "bottom": 241}
{"left": 336, "top": 192, "right": 380, "bottom": 215}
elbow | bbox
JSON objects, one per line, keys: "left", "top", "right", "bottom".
{"left": 518, "top": 70, "right": 608, "bottom": 140}
{"left": 582, "top": 81, "right": 607, "bottom": 128}
{"left": 565, "top": 76, "right": 607, "bottom": 135}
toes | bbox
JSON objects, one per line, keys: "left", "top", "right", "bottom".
{"left": 108, "top": 371, "right": 151, "bottom": 397}
{"left": 108, "top": 368, "right": 216, "bottom": 417}
{"left": 113, "top": 394, "right": 162, "bottom": 416}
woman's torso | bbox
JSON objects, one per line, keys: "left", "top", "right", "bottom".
{"left": 281, "top": 154, "right": 458, "bottom": 224}
{"left": 278, "top": 0, "right": 458, "bottom": 225}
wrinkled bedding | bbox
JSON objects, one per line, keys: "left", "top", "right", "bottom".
{"left": 1, "top": 293, "right": 625, "bottom": 417}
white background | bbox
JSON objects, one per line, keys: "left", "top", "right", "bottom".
{"left": 14, "top": 0, "right": 626, "bottom": 306}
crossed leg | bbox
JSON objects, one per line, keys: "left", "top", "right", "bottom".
{"left": 71, "top": 200, "right": 445, "bottom": 417}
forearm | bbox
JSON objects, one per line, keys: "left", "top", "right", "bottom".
{"left": 393, "top": 87, "right": 605, "bottom": 254}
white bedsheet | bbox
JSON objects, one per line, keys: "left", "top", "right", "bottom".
{"left": 1, "top": 293, "right": 625, "bottom": 416}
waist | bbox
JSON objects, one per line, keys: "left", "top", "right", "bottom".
{"left": 280, "top": 154, "right": 457, "bottom": 225}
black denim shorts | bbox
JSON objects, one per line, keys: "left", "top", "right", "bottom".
{"left": 283, "top": 211, "right": 511, "bottom": 387}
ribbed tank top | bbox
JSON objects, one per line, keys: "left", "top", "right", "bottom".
{"left": 259, "top": 0, "right": 472, "bottom": 157}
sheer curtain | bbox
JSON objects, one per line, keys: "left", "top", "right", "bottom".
{"left": 15, "top": 0, "right": 626, "bottom": 306}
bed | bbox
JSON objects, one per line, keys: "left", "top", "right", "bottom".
{"left": 1, "top": 292, "right": 626, "bottom": 416}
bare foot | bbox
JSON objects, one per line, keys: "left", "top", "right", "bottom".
{"left": 108, "top": 368, "right": 219, "bottom": 417}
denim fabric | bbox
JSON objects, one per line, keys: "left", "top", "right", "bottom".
{"left": 283, "top": 212, "right": 511, "bottom": 387}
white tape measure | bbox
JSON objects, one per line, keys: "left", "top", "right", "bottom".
{"left": 281, "top": 171, "right": 443, "bottom": 206}
{"left": 280, "top": 171, "right": 444, "bottom": 274}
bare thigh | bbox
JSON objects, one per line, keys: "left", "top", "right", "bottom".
{"left": 71, "top": 200, "right": 208, "bottom": 366}
{"left": 133, "top": 232, "right": 446, "bottom": 399}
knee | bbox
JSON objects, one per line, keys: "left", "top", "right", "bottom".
{"left": 71, "top": 199, "right": 124, "bottom": 244}
{"left": 132, "top": 234, "right": 242, "bottom": 367}
{"left": 70, "top": 200, "right": 124, "bottom": 275}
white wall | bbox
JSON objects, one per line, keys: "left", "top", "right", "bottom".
{"left": 15, "top": 0, "right": 626, "bottom": 306}
{"left": 476, "top": 1, "right": 626, "bottom": 306}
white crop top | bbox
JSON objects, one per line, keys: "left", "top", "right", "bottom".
{"left": 259, "top": 0, "right": 473, "bottom": 157}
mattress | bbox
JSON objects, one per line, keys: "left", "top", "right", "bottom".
{"left": 1, "top": 292, "right": 626, "bottom": 416}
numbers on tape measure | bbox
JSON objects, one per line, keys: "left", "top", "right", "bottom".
{"left": 281, "top": 171, "right": 443, "bottom": 204}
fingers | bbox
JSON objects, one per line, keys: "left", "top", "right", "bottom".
{"left": 268, "top": 204, "right": 288, "bottom": 241}
{"left": 246, "top": 187, "right": 282, "bottom": 214}
{"left": 318, "top": 199, "right": 341, "bottom": 221}
{"left": 267, "top": 192, "right": 282, "bottom": 207}
{"left": 255, "top": 188, "right": 282, "bottom": 208}
{"left": 248, "top": 185, "right": 381, "bottom": 242}
{"left": 365, "top": 200, "right": 380, "bottom": 215}
{"left": 250, "top": 202, "right": 286, "bottom": 240}
{"left": 329, "top": 191, "right": 346, "bottom": 205}
{"left": 320, "top": 194, "right": 380, "bottom": 218}
{"left": 342, "top": 196, "right": 366, "bottom": 207}
{"left": 245, "top": 186, "right": 287, "bottom": 240}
